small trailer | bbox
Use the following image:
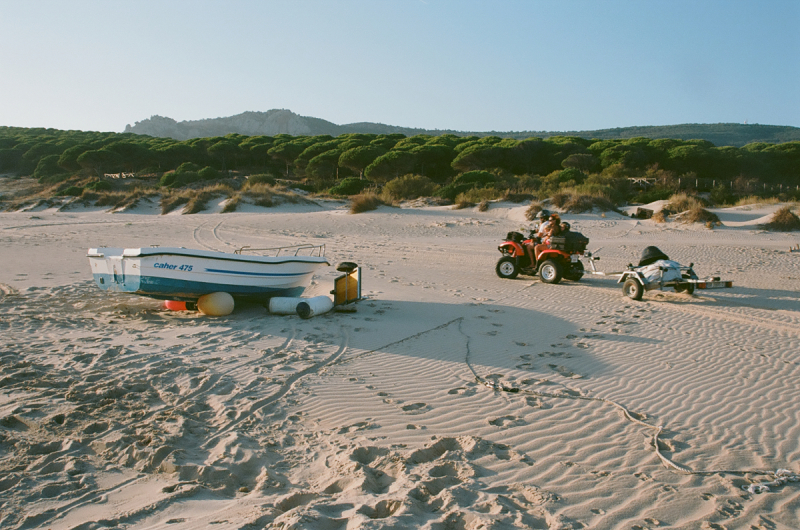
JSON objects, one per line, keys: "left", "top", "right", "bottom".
{"left": 583, "top": 246, "right": 733, "bottom": 301}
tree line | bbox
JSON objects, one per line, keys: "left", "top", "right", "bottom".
{"left": 1, "top": 126, "right": 799, "bottom": 204}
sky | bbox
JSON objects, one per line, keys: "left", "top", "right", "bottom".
{"left": 1, "top": 0, "right": 798, "bottom": 134}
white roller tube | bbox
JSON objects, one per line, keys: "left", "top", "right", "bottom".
{"left": 296, "top": 295, "right": 333, "bottom": 319}
{"left": 268, "top": 297, "right": 305, "bottom": 315}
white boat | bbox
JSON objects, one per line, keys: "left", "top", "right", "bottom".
{"left": 88, "top": 245, "right": 329, "bottom": 302}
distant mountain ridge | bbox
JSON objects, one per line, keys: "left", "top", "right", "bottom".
{"left": 124, "top": 109, "right": 800, "bottom": 147}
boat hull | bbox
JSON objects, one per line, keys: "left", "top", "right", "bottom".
{"left": 88, "top": 247, "right": 329, "bottom": 302}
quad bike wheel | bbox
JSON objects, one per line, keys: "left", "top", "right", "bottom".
{"left": 538, "top": 259, "right": 563, "bottom": 284}
{"left": 564, "top": 261, "right": 584, "bottom": 281}
{"left": 623, "top": 278, "right": 644, "bottom": 300}
{"left": 496, "top": 257, "right": 519, "bottom": 279}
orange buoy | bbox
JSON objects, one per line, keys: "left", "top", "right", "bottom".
{"left": 164, "top": 300, "right": 187, "bottom": 311}
{"left": 197, "top": 292, "right": 235, "bottom": 316}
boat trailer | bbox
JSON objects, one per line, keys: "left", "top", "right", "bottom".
{"left": 582, "top": 249, "right": 733, "bottom": 301}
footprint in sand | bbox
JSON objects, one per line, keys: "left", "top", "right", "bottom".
{"left": 337, "top": 421, "right": 376, "bottom": 434}
{"left": 548, "top": 364, "right": 583, "bottom": 379}
{"left": 488, "top": 415, "right": 525, "bottom": 427}
{"left": 401, "top": 403, "right": 429, "bottom": 414}
{"left": 525, "top": 396, "right": 549, "bottom": 409}
{"left": 448, "top": 387, "right": 477, "bottom": 396}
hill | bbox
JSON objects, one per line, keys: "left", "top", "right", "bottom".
{"left": 124, "top": 109, "right": 800, "bottom": 147}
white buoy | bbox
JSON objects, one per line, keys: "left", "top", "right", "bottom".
{"left": 296, "top": 295, "right": 333, "bottom": 319}
{"left": 268, "top": 297, "right": 305, "bottom": 315}
{"left": 197, "top": 292, "right": 235, "bottom": 316}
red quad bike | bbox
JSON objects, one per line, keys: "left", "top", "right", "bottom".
{"left": 495, "top": 230, "right": 589, "bottom": 284}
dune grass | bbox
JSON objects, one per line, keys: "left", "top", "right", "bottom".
{"left": 551, "top": 191, "right": 617, "bottom": 213}
{"left": 665, "top": 192, "right": 710, "bottom": 213}
{"left": 93, "top": 189, "right": 159, "bottom": 211}
{"left": 681, "top": 206, "right": 721, "bottom": 225}
{"left": 349, "top": 192, "right": 384, "bottom": 214}
{"left": 524, "top": 201, "right": 546, "bottom": 221}
{"left": 221, "top": 195, "right": 241, "bottom": 213}
{"left": 735, "top": 196, "right": 781, "bottom": 207}
{"left": 762, "top": 206, "right": 800, "bottom": 231}
{"left": 160, "top": 184, "right": 233, "bottom": 214}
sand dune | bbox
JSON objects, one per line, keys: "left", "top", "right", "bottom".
{"left": 1, "top": 201, "right": 799, "bottom": 529}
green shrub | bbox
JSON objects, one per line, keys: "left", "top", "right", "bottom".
{"left": 247, "top": 174, "right": 276, "bottom": 186}
{"left": 434, "top": 182, "right": 475, "bottom": 202}
{"left": 159, "top": 172, "right": 177, "bottom": 187}
{"left": 199, "top": 166, "right": 220, "bottom": 180}
{"left": 453, "top": 170, "right": 495, "bottom": 187}
{"left": 175, "top": 162, "right": 201, "bottom": 174}
{"left": 709, "top": 184, "right": 735, "bottom": 206}
{"left": 33, "top": 155, "right": 63, "bottom": 181}
{"left": 504, "top": 192, "right": 535, "bottom": 203}
{"left": 455, "top": 187, "right": 502, "bottom": 203}
{"left": 329, "top": 177, "right": 369, "bottom": 196}
{"left": 85, "top": 180, "right": 113, "bottom": 192}
{"left": 56, "top": 185, "right": 84, "bottom": 197}
{"left": 175, "top": 171, "right": 201, "bottom": 187}
{"left": 633, "top": 188, "right": 673, "bottom": 204}
{"left": 382, "top": 174, "right": 435, "bottom": 201}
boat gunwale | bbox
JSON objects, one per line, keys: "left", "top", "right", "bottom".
{"left": 88, "top": 247, "right": 330, "bottom": 266}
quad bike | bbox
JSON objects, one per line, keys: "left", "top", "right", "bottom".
{"left": 495, "top": 229, "right": 589, "bottom": 284}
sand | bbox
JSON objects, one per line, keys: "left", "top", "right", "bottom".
{"left": 1, "top": 198, "right": 799, "bottom": 529}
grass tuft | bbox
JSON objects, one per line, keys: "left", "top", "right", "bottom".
{"left": 222, "top": 195, "right": 241, "bottom": 213}
{"left": 735, "top": 196, "right": 781, "bottom": 207}
{"left": 524, "top": 201, "right": 545, "bottom": 221}
{"left": 551, "top": 191, "right": 617, "bottom": 213}
{"left": 680, "top": 206, "right": 721, "bottom": 225}
{"left": 350, "top": 192, "right": 384, "bottom": 214}
{"left": 761, "top": 206, "right": 800, "bottom": 231}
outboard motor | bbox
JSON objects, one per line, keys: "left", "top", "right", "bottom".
{"left": 638, "top": 246, "right": 670, "bottom": 267}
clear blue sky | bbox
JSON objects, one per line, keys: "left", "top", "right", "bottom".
{"left": 1, "top": 0, "right": 798, "bottom": 133}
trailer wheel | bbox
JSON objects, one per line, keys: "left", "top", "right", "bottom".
{"left": 496, "top": 257, "right": 519, "bottom": 279}
{"left": 623, "top": 278, "right": 644, "bottom": 300}
{"left": 564, "top": 261, "right": 584, "bottom": 281}
{"left": 538, "top": 260, "right": 563, "bottom": 284}
{"left": 674, "top": 274, "right": 695, "bottom": 294}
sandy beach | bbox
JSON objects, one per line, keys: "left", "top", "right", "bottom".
{"left": 1, "top": 198, "right": 799, "bottom": 529}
